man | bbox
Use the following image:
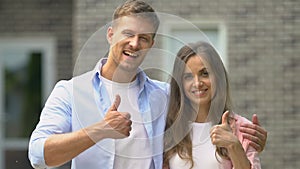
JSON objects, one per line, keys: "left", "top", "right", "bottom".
{"left": 28, "top": 0, "right": 267, "bottom": 169}
{"left": 29, "top": 1, "right": 166, "bottom": 168}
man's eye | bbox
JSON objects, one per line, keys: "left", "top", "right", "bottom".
{"left": 140, "top": 36, "right": 149, "bottom": 42}
{"left": 124, "top": 32, "right": 134, "bottom": 37}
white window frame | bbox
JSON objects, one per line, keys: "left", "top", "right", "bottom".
{"left": 0, "top": 37, "right": 56, "bottom": 168}
{"left": 161, "top": 20, "right": 227, "bottom": 75}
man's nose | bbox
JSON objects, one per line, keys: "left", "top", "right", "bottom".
{"left": 129, "top": 36, "right": 139, "bottom": 49}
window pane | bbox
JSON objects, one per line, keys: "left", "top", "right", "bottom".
{"left": 4, "top": 51, "right": 42, "bottom": 138}
{"left": 171, "top": 28, "right": 219, "bottom": 55}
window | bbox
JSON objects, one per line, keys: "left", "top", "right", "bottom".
{"left": 0, "top": 37, "right": 56, "bottom": 169}
{"left": 141, "top": 17, "right": 227, "bottom": 81}
{"left": 162, "top": 20, "right": 227, "bottom": 77}
{"left": 142, "top": 19, "right": 227, "bottom": 82}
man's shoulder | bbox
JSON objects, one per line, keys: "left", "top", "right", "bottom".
{"left": 54, "top": 70, "right": 95, "bottom": 90}
{"left": 146, "top": 78, "right": 170, "bottom": 92}
{"left": 73, "top": 70, "right": 95, "bottom": 81}
{"left": 147, "top": 78, "right": 169, "bottom": 86}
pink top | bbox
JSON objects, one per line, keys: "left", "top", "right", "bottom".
{"left": 163, "top": 113, "right": 261, "bottom": 169}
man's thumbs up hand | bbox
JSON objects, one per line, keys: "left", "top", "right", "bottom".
{"left": 103, "top": 95, "right": 132, "bottom": 139}
{"left": 109, "top": 94, "right": 121, "bottom": 111}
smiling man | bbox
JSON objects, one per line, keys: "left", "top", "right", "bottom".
{"left": 103, "top": 14, "right": 157, "bottom": 82}
{"left": 28, "top": 1, "right": 268, "bottom": 169}
{"left": 28, "top": 1, "right": 168, "bottom": 169}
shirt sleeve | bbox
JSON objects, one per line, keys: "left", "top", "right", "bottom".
{"left": 28, "top": 80, "right": 72, "bottom": 169}
{"left": 234, "top": 114, "right": 262, "bottom": 169}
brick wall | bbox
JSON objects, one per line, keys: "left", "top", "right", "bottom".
{"left": 1, "top": 0, "right": 298, "bottom": 168}
{"left": 0, "top": 0, "right": 73, "bottom": 168}
{"left": 74, "top": 0, "right": 300, "bottom": 168}
{"left": 0, "top": 0, "right": 73, "bottom": 81}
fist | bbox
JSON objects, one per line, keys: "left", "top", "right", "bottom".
{"left": 103, "top": 95, "right": 132, "bottom": 139}
{"left": 210, "top": 111, "right": 238, "bottom": 148}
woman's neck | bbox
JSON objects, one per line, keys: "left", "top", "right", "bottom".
{"left": 194, "top": 104, "right": 210, "bottom": 123}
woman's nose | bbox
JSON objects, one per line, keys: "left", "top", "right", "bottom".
{"left": 193, "top": 76, "right": 204, "bottom": 87}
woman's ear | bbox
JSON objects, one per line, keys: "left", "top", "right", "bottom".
{"left": 150, "top": 39, "right": 155, "bottom": 47}
{"left": 107, "top": 27, "right": 113, "bottom": 44}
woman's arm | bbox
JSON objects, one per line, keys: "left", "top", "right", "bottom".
{"left": 210, "top": 111, "right": 252, "bottom": 169}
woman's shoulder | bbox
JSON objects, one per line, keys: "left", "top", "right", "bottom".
{"left": 229, "top": 113, "right": 252, "bottom": 135}
{"left": 232, "top": 113, "right": 252, "bottom": 125}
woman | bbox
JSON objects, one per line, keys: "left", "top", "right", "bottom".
{"left": 163, "top": 41, "right": 261, "bottom": 169}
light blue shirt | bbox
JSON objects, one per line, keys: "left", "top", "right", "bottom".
{"left": 28, "top": 59, "right": 169, "bottom": 169}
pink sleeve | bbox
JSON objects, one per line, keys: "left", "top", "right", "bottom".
{"left": 233, "top": 114, "right": 261, "bottom": 169}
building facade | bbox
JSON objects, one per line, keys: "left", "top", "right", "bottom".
{"left": 0, "top": 0, "right": 299, "bottom": 168}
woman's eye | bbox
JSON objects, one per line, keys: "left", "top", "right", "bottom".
{"left": 183, "top": 74, "right": 193, "bottom": 81}
{"left": 200, "top": 69, "right": 209, "bottom": 77}
{"left": 202, "top": 71, "right": 209, "bottom": 77}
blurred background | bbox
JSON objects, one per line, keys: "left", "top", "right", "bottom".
{"left": 0, "top": 0, "right": 299, "bottom": 168}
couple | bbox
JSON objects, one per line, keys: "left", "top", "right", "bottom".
{"left": 28, "top": 0, "right": 267, "bottom": 169}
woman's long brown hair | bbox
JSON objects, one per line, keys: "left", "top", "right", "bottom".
{"left": 163, "top": 41, "right": 233, "bottom": 168}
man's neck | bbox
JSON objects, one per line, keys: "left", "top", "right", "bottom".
{"left": 101, "top": 63, "right": 137, "bottom": 83}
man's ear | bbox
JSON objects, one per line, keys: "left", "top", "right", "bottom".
{"left": 107, "top": 27, "right": 113, "bottom": 44}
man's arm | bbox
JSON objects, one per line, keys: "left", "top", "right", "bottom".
{"left": 239, "top": 114, "right": 267, "bottom": 152}
{"left": 44, "top": 126, "right": 101, "bottom": 167}
{"left": 43, "top": 95, "right": 131, "bottom": 167}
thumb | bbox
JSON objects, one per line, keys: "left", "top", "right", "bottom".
{"left": 221, "top": 111, "right": 230, "bottom": 125}
{"left": 252, "top": 114, "right": 260, "bottom": 125}
{"left": 109, "top": 94, "right": 121, "bottom": 111}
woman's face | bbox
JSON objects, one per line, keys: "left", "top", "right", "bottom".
{"left": 182, "top": 55, "right": 212, "bottom": 107}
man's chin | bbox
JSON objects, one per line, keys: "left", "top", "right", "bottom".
{"left": 117, "top": 63, "right": 139, "bottom": 73}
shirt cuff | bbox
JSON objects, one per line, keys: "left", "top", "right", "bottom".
{"left": 28, "top": 137, "right": 48, "bottom": 169}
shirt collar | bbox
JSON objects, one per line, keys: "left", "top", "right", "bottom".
{"left": 92, "top": 58, "right": 148, "bottom": 91}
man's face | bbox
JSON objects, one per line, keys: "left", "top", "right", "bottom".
{"left": 107, "top": 15, "right": 155, "bottom": 72}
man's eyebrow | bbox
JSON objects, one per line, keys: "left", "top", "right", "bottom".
{"left": 121, "top": 30, "right": 152, "bottom": 35}
{"left": 122, "top": 29, "right": 134, "bottom": 33}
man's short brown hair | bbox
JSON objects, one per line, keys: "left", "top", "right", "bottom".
{"left": 112, "top": 0, "right": 160, "bottom": 36}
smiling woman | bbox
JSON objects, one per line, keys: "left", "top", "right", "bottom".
{"left": 163, "top": 41, "right": 261, "bottom": 169}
